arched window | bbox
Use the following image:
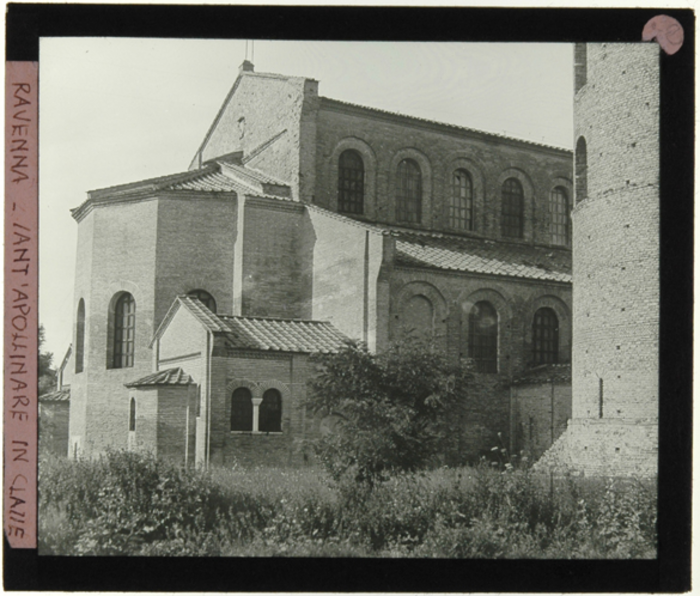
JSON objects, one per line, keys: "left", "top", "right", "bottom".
{"left": 129, "top": 397, "right": 136, "bottom": 432}
{"left": 468, "top": 301, "right": 498, "bottom": 373}
{"left": 403, "top": 294, "right": 434, "bottom": 339}
{"left": 259, "top": 389, "right": 282, "bottom": 433}
{"left": 396, "top": 159, "right": 422, "bottom": 224}
{"left": 549, "top": 187, "right": 570, "bottom": 246}
{"left": 75, "top": 299, "right": 85, "bottom": 373}
{"left": 449, "top": 169, "right": 474, "bottom": 231}
{"left": 187, "top": 289, "right": 217, "bottom": 313}
{"left": 575, "top": 137, "right": 588, "bottom": 204}
{"left": 113, "top": 293, "right": 135, "bottom": 369}
{"left": 533, "top": 308, "right": 559, "bottom": 365}
{"left": 231, "top": 387, "right": 253, "bottom": 431}
{"left": 338, "top": 150, "right": 364, "bottom": 214}
{"left": 501, "top": 178, "right": 524, "bottom": 239}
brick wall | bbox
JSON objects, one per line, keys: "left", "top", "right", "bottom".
{"left": 240, "top": 198, "right": 312, "bottom": 318}
{"left": 389, "top": 266, "right": 572, "bottom": 455}
{"left": 512, "top": 382, "right": 571, "bottom": 460}
{"left": 154, "top": 194, "right": 237, "bottom": 324}
{"left": 390, "top": 267, "right": 572, "bottom": 372}
{"left": 68, "top": 208, "right": 95, "bottom": 456}
{"left": 156, "top": 385, "right": 198, "bottom": 465}
{"left": 306, "top": 207, "right": 386, "bottom": 349}
{"left": 131, "top": 388, "right": 158, "bottom": 454}
{"left": 70, "top": 201, "right": 159, "bottom": 456}
{"left": 208, "top": 350, "right": 315, "bottom": 468}
{"left": 572, "top": 43, "right": 659, "bottom": 424}
{"left": 70, "top": 192, "right": 239, "bottom": 457}
{"left": 314, "top": 102, "right": 572, "bottom": 245}
{"left": 197, "top": 72, "right": 318, "bottom": 201}
{"left": 539, "top": 43, "right": 659, "bottom": 477}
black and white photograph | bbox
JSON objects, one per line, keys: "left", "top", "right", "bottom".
{"left": 8, "top": 5, "right": 691, "bottom": 591}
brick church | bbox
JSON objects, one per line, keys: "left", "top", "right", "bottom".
{"left": 50, "top": 60, "right": 575, "bottom": 467}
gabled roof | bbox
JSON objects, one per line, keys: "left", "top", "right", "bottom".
{"left": 125, "top": 367, "right": 194, "bottom": 388}
{"left": 218, "top": 315, "right": 349, "bottom": 354}
{"left": 153, "top": 295, "right": 349, "bottom": 354}
{"left": 394, "top": 231, "right": 571, "bottom": 283}
{"left": 40, "top": 388, "right": 70, "bottom": 402}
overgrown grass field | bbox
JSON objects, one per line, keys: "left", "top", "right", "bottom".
{"left": 38, "top": 451, "right": 656, "bottom": 558}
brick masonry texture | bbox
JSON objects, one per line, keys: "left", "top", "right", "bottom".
{"left": 63, "top": 62, "right": 579, "bottom": 469}
{"left": 314, "top": 102, "right": 572, "bottom": 245}
{"left": 539, "top": 43, "right": 659, "bottom": 477}
{"left": 512, "top": 382, "right": 571, "bottom": 461}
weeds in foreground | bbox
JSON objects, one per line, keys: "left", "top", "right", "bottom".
{"left": 38, "top": 451, "right": 656, "bottom": 558}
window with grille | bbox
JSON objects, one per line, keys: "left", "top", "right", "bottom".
{"left": 231, "top": 387, "right": 253, "bottom": 431}
{"left": 187, "top": 289, "right": 217, "bottom": 313}
{"left": 575, "top": 137, "right": 587, "bottom": 203}
{"left": 468, "top": 301, "right": 498, "bottom": 373}
{"left": 76, "top": 299, "right": 85, "bottom": 373}
{"left": 396, "top": 159, "right": 422, "bottom": 223}
{"left": 113, "top": 293, "right": 135, "bottom": 369}
{"left": 129, "top": 398, "right": 136, "bottom": 431}
{"left": 259, "top": 389, "right": 282, "bottom": 433}
{"left": 533, "top": 308, "right": 559, "bottom": 365}
{"left": 449, "top": 169, "right": 473, "bottom": 231}
{"left": 501, "top": 178, "right": 524, "bottom": 238}
{"left": 549, "top": 187, "right": 569, "bottom": 246}
{"left": 338, "top": 150, "right": 364, "bottom": 214}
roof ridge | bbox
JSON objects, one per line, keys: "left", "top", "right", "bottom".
{"left": 88, "top": 164, "right": 218, "bottom": 197}
{"left": 220, "top": 313, "right": 334, "bottom": 325}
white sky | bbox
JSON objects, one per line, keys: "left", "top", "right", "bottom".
{"left": 39, "top": 38, "right": 574, "bottom": 359}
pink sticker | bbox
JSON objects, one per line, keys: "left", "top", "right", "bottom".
{"left": 5, "top": 61, "right": 39, "bottom": 549}
{"left": 643, "top": 15, "right": 684, "bottom": 56}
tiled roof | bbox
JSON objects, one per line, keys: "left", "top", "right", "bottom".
{"left": 158, "top": 295, "right": 349, "bottom": 354}
{"left": 218, "top": 315, "right": 350, "bottom": 354}
{"left": 512, "top": 363, "right": 572, "bottom": 385}
{"left": 125, "top": 367, "right": 194, "bottom": 388}
{"left": 177, "top": 295, "right": 230, "bottom": 333}
{"left": 395, "top": 232, "right": 571, "bottom": 283}
{"left": 73, "top": 162, "right": 296, "bottom": 222}
{"left": 165, "top": 170, "right": 250, "bottom": 192}
{"left": 321, "top": 97, "right": 571, "bottom": 154}
{"left": 219, "top": 161, "right": 288, "bottom": 187}
{"left": 40, "top": 388, "right": 70, "bottom": 402}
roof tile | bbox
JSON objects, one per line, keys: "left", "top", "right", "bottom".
{"left": 125, "top": 367, "right": 195, "bottom": 388}
{"left": 218, "top": 315, "right": 349, "bottom": 354}
{"left": 395, "top": 232, "right": 571, "bottom": 283}
{"left": 172, "top": 296, "right": 349, "bottom": 354}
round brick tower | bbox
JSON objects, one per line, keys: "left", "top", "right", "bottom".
{"left": 540, "top": 43, "right": 659, "bottom": 476}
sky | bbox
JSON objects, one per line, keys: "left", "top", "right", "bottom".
{"left": 39, "top": 38, "right": 574, "bottom": 360}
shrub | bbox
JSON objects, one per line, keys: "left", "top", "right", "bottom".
{"left": 307, "top": 340, "right": 474, "bottom": 487}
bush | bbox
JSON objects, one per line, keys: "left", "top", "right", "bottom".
{"left": 38, "top": 451, "right": 656, "bottom": 558}
{"left": 307, "top": 340, "right": 474, "bottom": 486}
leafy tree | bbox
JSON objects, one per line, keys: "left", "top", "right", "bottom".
{"left": 307, "top": 339, "right": 474, "bottom": 487}
{"left": 39, "top": 325, "right": 56, "bottom": 396}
